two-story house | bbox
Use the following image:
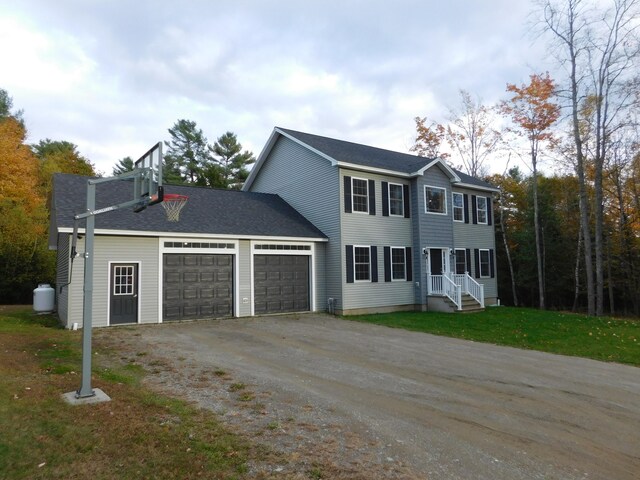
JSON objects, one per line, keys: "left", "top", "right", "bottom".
{"left": 49, "top": 127, "right": 498, "bottom": 328}
{"left": 244, "top": 127, "right": 499, "bottom": 314}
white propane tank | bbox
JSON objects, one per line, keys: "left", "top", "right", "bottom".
{"left": 33, "top": 283, "right": 55, "bottom": 313}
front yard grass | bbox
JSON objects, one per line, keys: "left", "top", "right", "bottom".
{"left": 346, "top": 307, "right": 640, "bottom": 366}
{"left": 0, "top": 307, "right": 273, "bottom": 480}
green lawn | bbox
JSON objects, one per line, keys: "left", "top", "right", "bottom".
{"left": 0, "top": 307, "right": 267, "bottom": 480}
{"left": 346, "top": 307, "right": 640, "bottom": 366}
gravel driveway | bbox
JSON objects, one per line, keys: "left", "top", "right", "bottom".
{"left": 97, "top": 314, "right": 640, "bottom": 479}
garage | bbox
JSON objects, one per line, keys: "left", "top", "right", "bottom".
{"left": 254, "top": 255, "right": 309, "bottom": 314}
{"left": 163, "top": 254, "right": 233, "bottom": 321}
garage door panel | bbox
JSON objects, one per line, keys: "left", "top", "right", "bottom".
{"left": 254, "top": 255, "right": 309, "bottom": 314}
{"left": 163, "top": 254, "right": 233, "bottom": 321}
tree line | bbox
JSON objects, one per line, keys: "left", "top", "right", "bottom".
{"left": 112, "top": 119, "right": 255, "bottom": 189}
{"left": 412, "top": 0, "right": 639, "bottom": 316}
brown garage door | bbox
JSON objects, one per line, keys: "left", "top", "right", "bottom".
{"left": 163, "top": 254, "right": 233, "bottom": 321}
{"left": 254, "top": 255, "right": 309, "bottom": 314}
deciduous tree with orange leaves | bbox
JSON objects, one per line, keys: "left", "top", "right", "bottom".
{"left": 500, "top": 72, "right": 560, "bottom": 309}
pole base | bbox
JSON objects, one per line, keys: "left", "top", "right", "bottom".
{"left": 61, "top": 388, "right": 111, "bottom": 405}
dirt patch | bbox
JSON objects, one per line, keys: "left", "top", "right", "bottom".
{"left": 95, "top": 315, "right": 640, "bottom": 479}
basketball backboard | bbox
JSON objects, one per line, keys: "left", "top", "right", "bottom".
{"left": 133, "top": 142, "right": 163, "bottom": 211}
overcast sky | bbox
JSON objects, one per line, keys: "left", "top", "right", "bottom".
{"left": 1, "top": 0, "right": 550, "bottom": 175}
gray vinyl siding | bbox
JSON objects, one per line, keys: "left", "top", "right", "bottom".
{"left": 452, "top": 187, "right": 498, "bottom": 300}
{"left": 68, "top": 236, "right": 159, "bottom": 328}
{"left": 249, "top": 136, "right": 340, "bottom": 309}
{"left": 56, "top": 234, "right": 70, "bottom": 326}
{"left": 340, "top": 169, "right": 414, "bottom": 310}
{"left": 238, "top": 240, "right": 251, "bottom": 317}
{"left": 413, "top": 166, "right": 455, "bottom": 304}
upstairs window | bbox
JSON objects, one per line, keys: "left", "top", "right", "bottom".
{"left": 425, "top": 186, "right": 447, "bottom": 214}
{"left": 476, "top": 196, "right": 488, "bottom": 224}
{"left": 452, "top": 192, "right": 464, "bottom": 222}
{"left": 352, "top": 178, "right": 369, "bottom": 213}
{"left": 389, "top": 183, "right": 404, "bottom": 216}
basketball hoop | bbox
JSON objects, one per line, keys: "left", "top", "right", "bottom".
{"left": 162, "top": 194, "right": 188, "bottom": 222}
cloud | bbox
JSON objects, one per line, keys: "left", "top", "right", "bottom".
{"left": 0, "top": 0, "right": 548, "bottom": 175}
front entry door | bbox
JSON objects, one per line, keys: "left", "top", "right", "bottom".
{"left": 429, "top": 249, "right": 444, "bottom": 275}
{"left": 110, "top": 263, "right": 138, "bottom": 325}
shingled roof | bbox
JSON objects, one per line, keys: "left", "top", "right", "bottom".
{"left": 51, "top": 174, "right": 327, "bottom": 241}
{"left": 253, "top": 128, "right": 497, "bottom": 191}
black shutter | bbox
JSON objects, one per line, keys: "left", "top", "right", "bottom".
{"left": 490, "top": 249, "right": 495, "bottom": 278}
{"left": 465, "top": 248, "right": 471, "bottom": 275}
{"left": 472, "top": 195, "right": 478, "bottom": 224}
{"left": 382, "top": 182, "right": 389, "bottom": 217}
{"left": 487, "top": 197, "right": 493, "bottom": 225}
{"left": 371, "top": 246, "right": 378, "bottom": 282}
{"left": 384, "top": 247, "right": 391, "bottom": 282}
{"left": 406, "top": 247, "right": 413, "bottom": 281}
{"left": 463, "top": 194, "right": 469, "bottom": 223}
{"left": 474, "top": 249, "right": 480, "bottom": 278}
{"left": 368, "top": 179, "right": 376, "bottom": 215}
{"left": 344, "top": 176, "right": 352, "bottom": 213}
{"left": 346, "top": 245, "right": 354, "bottom": 283}
{"left": 403, "top": 184, "right": 410, "bottom": 218}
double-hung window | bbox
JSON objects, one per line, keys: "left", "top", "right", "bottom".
{"left": 425, "top": 186, "right": 447, "bottom": 214}
{"left": 352, "top": 178, "right": 369, "bottom": 213}
{"left": 452, "top": 192, "right": 464, "bottom": 222}
{"left": 389, "top": 183, "right": 404, "bottom": 216}
{"left": 391, "top": 247, "right": 406, "bottom": 280}
{"left": 354, "top": 246, "right": 371, "bottom": 281}
{"left": 476, "top": 196, "right": 488, "bottom": 224}
{"left": 454, "top": 249, "right": 468, "bottom": 274}
{"left": 479, "top": 249, "right": 490, "bottom": 277}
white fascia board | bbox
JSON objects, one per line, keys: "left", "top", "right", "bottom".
{"left": 412, "top": 158, "right": 461, "bottom": 182}
{"left": 336, "top": 161, "right": 412, "bottom": 178}
{"left": 454, "top": 182, "right": 500, "bottom": 193}
{"left": 57, "top": 227, "right": 328, "bottom": 242}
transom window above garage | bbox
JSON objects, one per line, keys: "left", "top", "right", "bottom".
{"left": 254, "top": 244, "right": 311, "bottom": 250}
{"left": 164, "top": 241, "right": 235, "bottom": 249}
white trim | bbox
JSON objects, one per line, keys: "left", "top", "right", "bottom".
{"left": 412, "top": 158, "right": 461, "bottom": 182}
{"left": 388, "top": 182, "right": 405, "bottom": 217}
{"left": 456, "top": 182, "right": 500, "bottom": 193}
{"left": 476, "top": 196, "right": 488, "bottom": 225}
{"left": 353, "top": 245, "right": 372, "bottom": 282}
{"left": 250, "top": 242, "right": 255, "bottom": 316}
{"left": 479, "top": 248, "right": 491, "bottom": 278}
{"left": 106, "top": 261, "right": 141, "bottom": 327}
{"left": 157, "top": 238, "right": 163, "bottom": 323}
{"left": 424, "top": 185, "right": 448, "bottom": 215}
{"left": 426, "top": 247, "right": 450, "bottom": 275}
{"left": 452, "top": 192, "right": 464, "bottom": 223}
{"left": 58, "top": 228, "right": 327, "bottom": 242}
{"left": 337, "top": 161, "right": 412, "bottom": 178}
{"left": 351, "top": 176, "right": 370, "bottom": 214}
{"left": 390, "top": 246, "right": 407, "bottom": 281}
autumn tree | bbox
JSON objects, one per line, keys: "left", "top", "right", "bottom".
{"left": 0, "top": 116, "right": 50, "bottom": 302}
{"left": 446, "top": 90, "right": 502, "bottom": 177}
{"left": 500, "top": 73, "right": 560, "bottom": 309}
{"left": 541, "top": 0, "right": 640, "bottom": 315}
{"left": 411, "top": 116, "right": 448, "bottom": 158}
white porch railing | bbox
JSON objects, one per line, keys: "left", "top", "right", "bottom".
{"left": 429, "top": 272, "right": 484, "bottom": 309}
{"left": 428, "top": 274, "right": 462, "bottom": 310}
